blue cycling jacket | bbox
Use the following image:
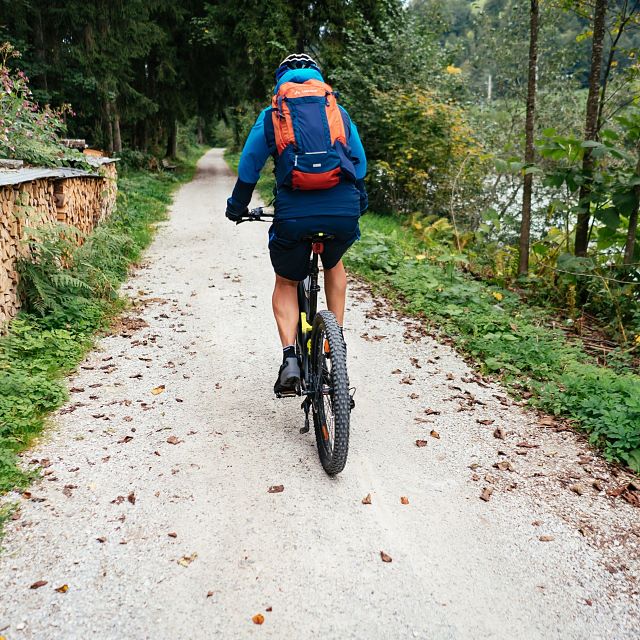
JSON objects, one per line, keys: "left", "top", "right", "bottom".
{"left": 227, "top": 68, "right": 367, "bottom": 220}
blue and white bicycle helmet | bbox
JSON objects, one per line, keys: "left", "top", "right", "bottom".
{"left": 275, "top": 53, "right": 321, "bottom": 83}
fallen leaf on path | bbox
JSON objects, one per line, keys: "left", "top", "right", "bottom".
{"left": 430, "top": 430, "right": 440, "bottom": 439}
{"left": 118, "top": 435, "right": 133, "bottom": 444}
{"left": 415, "top": 439, "right": 428, "bottom": 448}
{"left": 391, "top": 369, "right": 402, "bottom": 374}
{"left": 30, "top": 580, "right": 47, "bottom": 589}
{"left": 62, "top": 484, "right": 76, "bottom": 497}
{"left": 268, "top": 485, "right": 284, "bottom": 493}
{"left": 111, "top": 495, "right": 125, "bottom": 504}
{"left": 493, "top": 427, "right": 506, "bottom": 440}
{"left": 55, "top": 584, "right": 69, "bottom": 593}
{"left": 266, "top": 606, "right": 273, "bottom": 612}
{"left": 400, "top": 375, "right": 414, "bottom": 385}
{"left": 166, "top": 436, "right": 182, "bottom": 445}
{"left": 480, "top": 487, "right": 493, "bottom": 502}
{"left": 252, "top": 614, "right": 265, "bottom": 625}
{"left": 516, "top": 441, "right": 539, "bottom": 448}
{"left": 96, "top": 537, "right": 106, "bottom": 543}
{"left": 127, "top": 491, "right": 136, "bottom": 505}
{"left": 362, "top": 493, "right": 372, "bottom": 505}
{"left": 539, "top": 535, "right": 554, "bottom": 542}
{"left": 424, "top": 408, "right": 441, "bottom": 416}
{"left": 476, "top": 419, "right": 494, "bottom": 426}
{"left": 380, "top": 551, "right": 393, "bottom": 563}
{"left": 151, "top": 385, "right": 166, "bottom": 395}
{"left": 168, "top": 532, "right": 177, "bottom": 538}
{"left": 70, "top": 387, "right": 85, "bottom": 393}
{"left": 178, "top": 553, "right": 198, "bottom": 567}
{"left": 206, "top": 591, "right": 214, "bottom": 598}
{"left": 408, "top": 393, "right": 419, "bottom": 399}
{"left": 410, "top": 357, "right": 421, "bottom": 369}
{"left": 400, "top": 496, "right": 409, "bottom": 505}
{"left": 493, "top": 460, "right": 515, "bottom": 472}
{"left": 570, "top": 484, "right": 585, "bottom": 496}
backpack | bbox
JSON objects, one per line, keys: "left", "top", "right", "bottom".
{"left": 265, "top": 79, "right": 356, "bottom": 191}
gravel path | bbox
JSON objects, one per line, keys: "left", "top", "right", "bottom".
{"left": 1, "top": 149, "right": 638, "bottom": 640}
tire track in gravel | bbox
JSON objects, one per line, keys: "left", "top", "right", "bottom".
{"left": 0, "top": 149, "right": 638, "bottom": 640}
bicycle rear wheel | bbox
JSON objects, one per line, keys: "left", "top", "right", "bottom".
{"left": 310, "top": 310, "right": 350, "bottom": 475}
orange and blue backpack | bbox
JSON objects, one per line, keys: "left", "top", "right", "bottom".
{"left": 264, "top": 79, "right": 357, "bottom": 191}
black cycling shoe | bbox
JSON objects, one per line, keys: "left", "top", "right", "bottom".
{"left": 274, "top": 356, "right": 301, "bottom": 396}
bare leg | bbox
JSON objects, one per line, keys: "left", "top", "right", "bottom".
{"left": 324, "top": 260, "right": 347, "bottom": 326}
{"left": 272, "top": 274, "right": 299, "bottom": 347}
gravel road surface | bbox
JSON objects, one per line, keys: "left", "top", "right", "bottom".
{"left": 1, "top": 149, "right": 638, "bottom": 640}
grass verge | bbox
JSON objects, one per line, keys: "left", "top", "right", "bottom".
{"left": 345, "top": 215, "right": 640, "bottom": 472}
{"left": 0, "top": 145, "right": 206, "bottom": 495}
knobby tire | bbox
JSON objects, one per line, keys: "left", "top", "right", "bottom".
{"left": 311, "top": 310, "right": 350, "bottom": 475}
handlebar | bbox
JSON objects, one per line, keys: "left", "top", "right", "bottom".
{"left": 236, "top": 206, "right": 275, "bottom": 224}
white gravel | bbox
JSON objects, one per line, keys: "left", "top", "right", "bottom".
{"left": 0, "top": 149, "right": 638, "bottom": 640}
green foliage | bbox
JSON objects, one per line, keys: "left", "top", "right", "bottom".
{"left": 0, "top": 147, "right": 203, "bottom": 493}
{"left": 346, "top": 213, "right": 640, "bottom": 472}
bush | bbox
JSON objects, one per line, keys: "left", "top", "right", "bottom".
{"left": 0, "top": 42, "right": 82, "bottom": 167}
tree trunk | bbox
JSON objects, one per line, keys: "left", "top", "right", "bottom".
{"left": 575, "top": 0, "right": 608, "bottom": 257}
{"left": 166, "top": 119, "right": 178, "bottom": 159}
{"left": 624, "top": 149, "right": 640, "bottom": 265}
{"left": 112, "top": 102, "right": 122, "bottom": 153}
{"left": 518, "top": 0, "right": 539, "bottom": 277}
{"left": 196, "top": 116, "right": 205, "bottom": 145}
{"left": 104, "top": 99, "right": 114, "bottom": 154}
{"left": 33, "top": 8, "right": 48, "bottom": 93}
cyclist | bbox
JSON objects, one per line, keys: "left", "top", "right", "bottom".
{"left": 225, "top": 53, "right": 367, "bottom": 395}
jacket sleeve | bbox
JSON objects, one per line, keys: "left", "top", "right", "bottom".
{"left": 227, "top": 108, "right": 272, "bottom": 213}
{"left": 339, "top": 106, "right": 368, "bottom": 213}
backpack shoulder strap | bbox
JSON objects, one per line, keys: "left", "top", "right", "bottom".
{"left": 263, "top": 108, "right": 277, "bottom": 155}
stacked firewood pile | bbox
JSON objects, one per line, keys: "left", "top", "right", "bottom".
{"left": 0, "top": 160, "right": 118, "bottom": 327}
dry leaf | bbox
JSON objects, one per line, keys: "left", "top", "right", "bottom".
{"left": 493, "top": 460, "right": 515, "bottom": 472}
{"left": 266, "top": 606, "right": 273, "bottom": 612}
{"left": 424, "top": 408, "right": 441, "bottom": 416}
{"left": 166, "top": 435, "right": 182, "bottom": 445}
{"left": 268, "top": 485, "right": 284, "bottom": 493}
{"left": 380, "top": 551, "right": 393, "bottom": 563}
{"left": 127, "top": 491, "right": 136, "bottom": 505}
{"left": 429, "top": 430, "right": 440, "bottom": 439}
{"left": 96, "top": 536, "right": 107, "bottom": 543}
{"left": 55, "top": 584, "right": 69, "bottom": 593}
{"left": 252, "top": 614, "right": 265, "bottom": 625}
{"left": 408, "top": 393, "right": 419, "bottom": 399}
{"left": 178, "top": 552, "right": 198, "bottom": 567}
{"left": 400, "top": 496, "right": 409, "bottom": 505}
{"left": 539, "top": 535, "right": 554, "bottom": 542}
{"left": 391, "top": 369, "right": 402, "bottom": 374}
{"left": 30, "top": 580, "right": 48, "bottom": 589}
{"left": 415, "top": 439, "right": 428, "bottom": 448}
{"left": 118, "top": 435, "right": 133, "bottom": 444}
{"left": 206, "top": 591, "right": 214, "bottom": 598}
{"left": 476, "top": 419, "right": 494, "bottom": 426}
{"left": 361, "top": 493, "right": 372, "bottom": 505}
{"left": 168, "top": 532, "right": 177, "bottom": 538}
{"left": 570, "top": 484, "right": 585, "bottom": 496}
{"left": 480, "top": 487, "right": 493, "bottom": 502}
{"left": 493, "top": 427, "right": 506, "bottom": 440}
{"left": 151, "top": 385, "right": 166, "bottom": 395}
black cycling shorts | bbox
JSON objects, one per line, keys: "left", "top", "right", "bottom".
{"left": 268, "top": 215, "right": 360, "bottom": 282}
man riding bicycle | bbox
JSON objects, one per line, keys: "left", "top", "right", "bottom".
{"left": 225, "top": 53, "right": 368, "bottom": 396}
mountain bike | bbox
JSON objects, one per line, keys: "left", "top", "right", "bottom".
{"left": 238, "top": 206, "right": 352, "bottom": 475}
